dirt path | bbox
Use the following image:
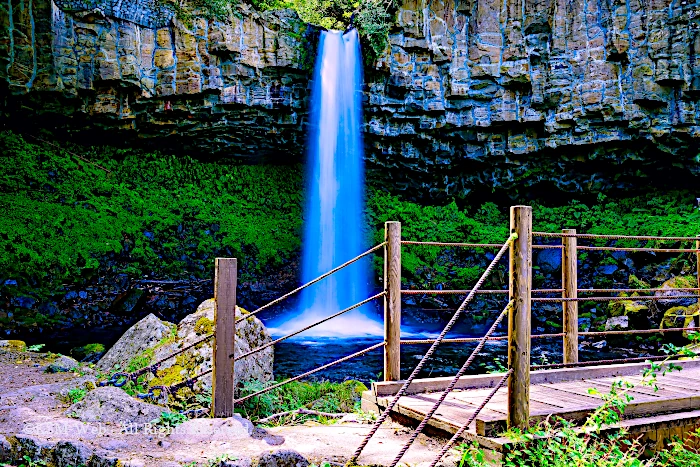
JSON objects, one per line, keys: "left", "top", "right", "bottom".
{"left": 0, "top": 350, "right": 459, "bottom": 467}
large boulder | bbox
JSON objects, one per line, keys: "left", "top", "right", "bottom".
{"left": 96, "top": 314, "right": 173, "bottom": 373}
{"left": 97, "top": 299, "right": 273, "bottom": 396}
{"left": 661, "top": 303, "right": 699, "bottom": 338}
{"left": 655, "top": 276, "right": 699, "bottom": 308}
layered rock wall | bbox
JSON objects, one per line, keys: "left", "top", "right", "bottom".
{"left": 0, "top": 0, "right": 312, "bottom": 158}
{"left": 2, "top": 0, "right": 700, "bottom": 195}
{"left": 366, "top": 0, "right": 700, "bottom": 195}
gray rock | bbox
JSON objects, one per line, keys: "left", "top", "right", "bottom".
{"left": 45, "top": 355, "right": 80, "bottom": 373}
{"left": 0, "top": 435, "right": 10, "bottom": 462}
{"left": 221, "top": 457, "right": 253, "bottom": 467}
{"left": 12, "top": 435, "right": 55, "bottom": 465}
{"left": 0, "top": 340, "right": 26, "bottom": 351}
{"left": 22, "top": 418, "right": 100, "bottom": 440}
{"left": 536, "top": 249, "right": 562, "bottom": 274}
{"left": 96, "top": 314, "right": 172, "bottom": 372}
{"left": 578, "top": 318, "right": 591, "bottom": 332}
{"left": 605, "top": 316, "right": 629, "bottom": 331}
{"left": 90, "top": 449, "right": 121, "bottom": 467}
{"left": 596, "top": 265, "right": 618, "bottom": 276}
{"left": 258, "top": 450, "right": 309, "bottom": 467}
{"left": 98, "top": 300, "right": 273, "bottom": 396}
{"left": 592, "top": 340, "right": 608, "bottom": 349}
{"left": 168, "top": 416, "right": 253, "bottom": 444}
{"left": 67, "top": 387, "right": 167, "bottom": 426}
{"left": 99, "top": 440, "right": 129, "bottom": 451}
{"left": 54, "top": 440, "right": 93, "bottom": 467}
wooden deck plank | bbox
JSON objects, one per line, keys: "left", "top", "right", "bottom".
{"left": 370, "top": 360, "right": 700, "bottom": 438}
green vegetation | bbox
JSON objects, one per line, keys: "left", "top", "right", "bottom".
{"left": 367, "top": 189, "right": 700, "bottom": 290}
{"left": 150, "top": 411, "right": 188, "bottom": 428}
{"left": 3, "top": 131, "right": 700, "bottom": 329}
{"left": 0, "top": 130, "right": 302, "bottom": 329}
{"left": 64, "top": 388, "right": 87, "bottom": 404}
{"left": 461, "top": 335, "right": 700, "bottom": 466}
{"left": 236, "top": 379, "right": 367, "bottom": 425}
{"left": 244, "top": 0, "right": 395, "bottom": 62}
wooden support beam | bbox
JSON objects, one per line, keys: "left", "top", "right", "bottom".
{"left": 384, "top": 221, "right": 402, "bottom": 382}
{"left": 562, "top": 228, "right": 578, "bottom": 364}
{"left": 508, "top": 206, "right": 532, "bottom": 430}
{"left": 213, "top": 258, "right": 237, "bottom": 418}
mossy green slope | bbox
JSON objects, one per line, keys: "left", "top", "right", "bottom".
{"left": 0, "top": 131, "right": 303, "bottom": 328}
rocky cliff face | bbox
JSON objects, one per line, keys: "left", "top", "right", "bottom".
{"left": 2, "top": 0, "right": 700, "bottom": 196}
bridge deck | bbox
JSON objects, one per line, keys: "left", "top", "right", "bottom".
{"left": 363, "top": 360, "right": 700, "bottom": 438}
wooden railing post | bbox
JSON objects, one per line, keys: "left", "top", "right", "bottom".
{"left": 696, "top": 236, "right": 700, "bottom": 328}
{"left": 384, "top": 221, "right": 402, "bottom": 381}
{"left": 508, "top": 206, "right": 532, "bottom": 430}
{"left": 562, "top": 229, "right": 578, "bottom": 364}
{"left": 213, "top": 258, "right": 237, "bottom": 418}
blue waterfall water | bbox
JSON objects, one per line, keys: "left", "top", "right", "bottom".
{"left": 271, "top": 29, "right": 383, "bottom": 337}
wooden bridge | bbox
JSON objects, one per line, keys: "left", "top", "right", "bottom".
{"left": 104, "top": 205, "right": 700, "bottom": 466}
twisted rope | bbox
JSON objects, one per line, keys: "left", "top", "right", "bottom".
{"left": 580, "top": 327, "right": 698, "bottom": 337}
{"left": 577, "top": 246, "right": 700, "bottom": 253}
{"left": 389, "top": 301, "right": 512, "bottom": 467}
{"left": 231, "top": 292, "right": 385, "bottom": 360}
{"left": 401, "top": 289, "right": 562, "bottom": 295}
{"left": 532, "top": 354, "right": 688, "bottom": 370}
{"left": 100, "top": 334, "right": 213, "bottom": 388}
{"left": 400, "top": 332, "right": 563, "bottom": 345}
{"left": 238, "top": 242, "right": 386, "bottom": 324}
{"left": 427, "top": 370, "right": 512, "bottom": 467}
{"left": 534, "top": 295, "right": 700, "bottom": 302}
{"left": 579, "top": 287, "right": 700, "bottom": 294}
{"left": 234, "top": 342, "right": 385, "bottom": 404}
{"left": 533, "top": 232, "right": 699, "bottom": 241}
{"left": 401, "top": 241, "right": 502, "bottom": 248}
{"left": 349, "top": 233, "right": 516, "bottom": 464}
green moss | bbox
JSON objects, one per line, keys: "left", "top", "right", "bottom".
{"left": 127, "top": 348, "right": 155, "bottom": 373}
{"left": 0, "top": 130, "right": 303, "bottom": 328}
{"left": 0, "top": 340, "right": 27, "bottom": 351}
{"left": 662, "top": 275, "right": 697, "bottom": 290}
{"left": 194, "top": 316, "right": 214, "bottom": 335}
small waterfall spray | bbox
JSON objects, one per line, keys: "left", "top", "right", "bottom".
{"left": 271, "top": 29, "right": 383, "bottom": 337}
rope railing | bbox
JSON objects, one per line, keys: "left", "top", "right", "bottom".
{"left": 100, "top": 333, "right": 214, "bottom": 388}
{"left": 532, "top": 354, "right": 689, "bottom": 370}
{"left": 577, "top": 246, "right": 700, "bottom": 253}
{"left": 401, "top": 241, "right": 502, "bottom": 248}
{"left": 534, "top": 295, "right": 700, "bottom": 302}
{"left": 234, "top": 342, "right": 385, "bottom": 405}
{"left": 578, "top": 287, "right": 700, "bottom": 294}
{"left": 401, "top": 333, "right": 563, "bottom": 345}
{"left": 388, "top": 301, "right": 513, "bottom": 467}
{"left": 349, "top": 233, "right": 517, "bottom": 464}
{"left": 237, "top": 242, "right": 386, "bottom": 324}
{"left": 533, "top": 232, "right": 700, "bottom": 241}
{"left": 400, "top": 288, "right": 563, "bottom": 295}
{"left": 231, "top": 292, "right": 386, "bottom": 360}
{"left": 580, "top": 327, "right": 698, "bottom": 337}
{"left": 427, "top": 370, "right": 512, "bottom": 467}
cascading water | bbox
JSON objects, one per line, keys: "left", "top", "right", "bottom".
{"left": 270, "top": 28, "right": 383, "bottom": 337}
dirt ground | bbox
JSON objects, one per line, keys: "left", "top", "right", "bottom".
{"left": 0, "top": 350, "right": 459, "bottom": 467}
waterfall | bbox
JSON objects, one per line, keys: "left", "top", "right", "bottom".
{"left": 270, "top": 29, "right": 383, "bottom": 338}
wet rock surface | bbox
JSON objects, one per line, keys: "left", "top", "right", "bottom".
{"left": 2, "top": 0, "right": 700, "bottom": 198}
